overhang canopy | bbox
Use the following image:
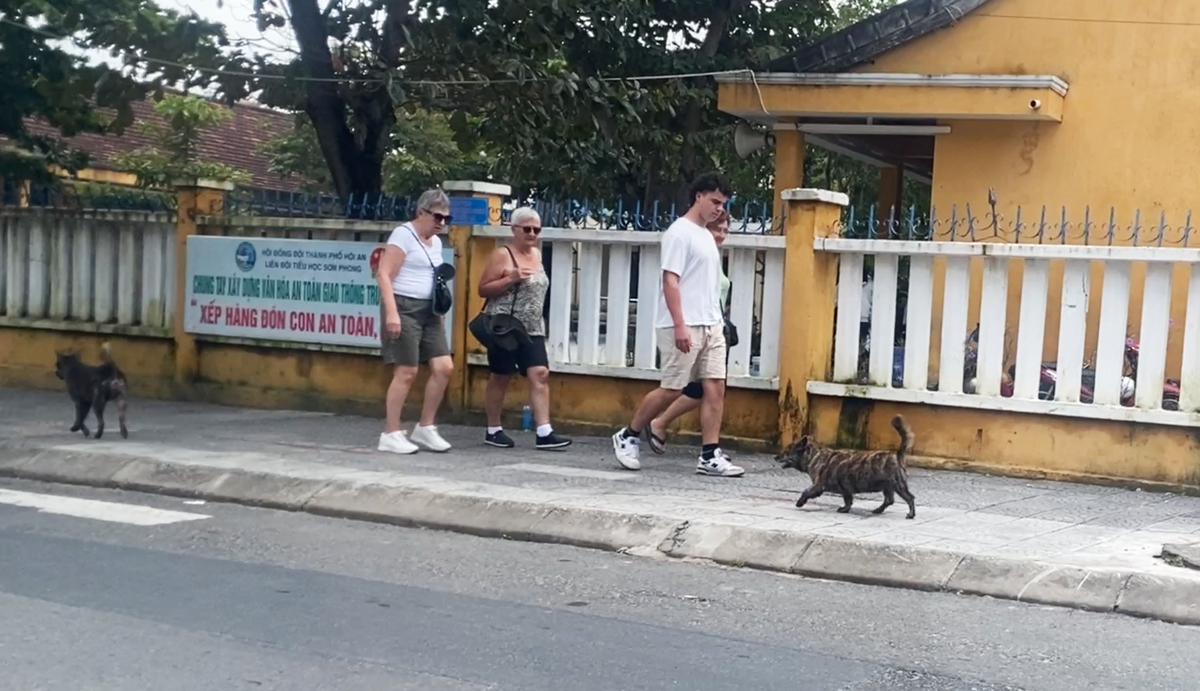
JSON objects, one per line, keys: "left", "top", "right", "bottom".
{"left": 716, "top": 72, "right": 1068, "bottom": 124}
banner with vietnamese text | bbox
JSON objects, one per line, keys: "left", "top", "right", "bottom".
{"left": 183, "top": 235, "right": 454, "bottom": 350}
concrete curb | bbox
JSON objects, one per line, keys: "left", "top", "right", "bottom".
{"left": 2, "top": 445, "right": 1199, "bottom": 626}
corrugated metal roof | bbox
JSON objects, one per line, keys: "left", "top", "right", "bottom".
{"left": 765, "top": 0, "right": 996, "bottom": 73}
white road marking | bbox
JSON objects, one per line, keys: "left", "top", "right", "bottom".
{"left": 496, "top": 463, "right": 635, "bottom": 481}
{"left": 0, "top": 489, "right": 211, "bottom": 526}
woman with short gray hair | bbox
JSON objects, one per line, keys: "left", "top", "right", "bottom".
{"left": 375, "top": 188, "right": 455, "bottom": 455}
{"left": 476, "top": 206, "right": 571, "bottom": 450}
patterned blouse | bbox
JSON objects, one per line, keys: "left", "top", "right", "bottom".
{"left": 483, "top": 255, "right": 548, "bottom": 337}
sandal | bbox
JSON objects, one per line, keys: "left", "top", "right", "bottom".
{"left": 648, "top": 425, "right": 667, "bottom": 455}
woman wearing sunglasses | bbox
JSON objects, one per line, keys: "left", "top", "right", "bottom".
{"left": 375, "top": 188, "right": 456, "bottom": 455}
{"left": 476, "top": 206, "right": 572, "bottom": 450}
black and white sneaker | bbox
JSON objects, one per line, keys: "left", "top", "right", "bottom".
{"left": 536, "top": 432, "right": 573, "bottom": 450}
{"left": 696, "top": 449, "right": 745, "bottom": 477}
{"left": 485, "top": 430, "right": 515, "bottom": 448}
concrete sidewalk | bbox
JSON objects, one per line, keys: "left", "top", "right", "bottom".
{"left": 3, "top": 387, "right": 1200, "bottom": 625}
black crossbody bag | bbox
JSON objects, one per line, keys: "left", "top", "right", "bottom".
{"left": 408, "top": 226, "right": 455, "bottom": 316}
{"left": 468, "top": 246, "right": 530, "bottom": 352}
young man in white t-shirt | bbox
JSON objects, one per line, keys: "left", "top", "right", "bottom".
{"left": 611, "top": 172, "right": 744, "bottom": 477}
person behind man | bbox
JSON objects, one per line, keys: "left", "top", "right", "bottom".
{"left": 646, "top": 207, "right": 732, "bottom": 454}
{"left": 611, "top": 172, "right": 744, "bottom": 477}
{"left": 375, "top": 188, "right": 455, "bottom": 455}
{"left": 476, "top": 206, "right": 572, "bottom": 450}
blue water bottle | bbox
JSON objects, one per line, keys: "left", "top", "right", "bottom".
{"left": 521, "top": 405, "right": 533, "bottom": 432}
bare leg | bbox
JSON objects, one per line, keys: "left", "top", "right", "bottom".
{"left": 419, "top": 355, "right": 454, "bottom": 426}
{"left": 484, "top": 373, "right": 512, "bottom": 427}
{"left": 527, "top": 366, "right": 551, "bottom": 426}
{"left": 650, "top": 395, "right": 701, "bottom": 441}
{"left": 629, "top": 388, "right": 684, "bottom": 432}
{"left": 698, "top": 378, "right": 726, "bottom": 446}
{"left": 385, "top": 366, "right": 418, "bottom": 433}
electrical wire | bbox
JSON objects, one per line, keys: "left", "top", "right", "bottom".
{"left": 1, "top": 17, "right": 757, "bottom": 87}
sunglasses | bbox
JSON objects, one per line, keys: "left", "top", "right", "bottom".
{"left": 515, "top": 225, "right": 541, "bottom": 235}
{"left": 425, "top": 210, "right": 453, "bottom": 225}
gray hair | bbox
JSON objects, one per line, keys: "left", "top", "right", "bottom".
{"left": 416, "top": 188, "right": 450, "bottom": 214}
{"left": 509, "top": 206, "right": 541, "bottom": 228}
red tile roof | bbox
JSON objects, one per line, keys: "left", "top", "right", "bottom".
{"left": 21, "top": 96, "right": 312, "bottom": 192}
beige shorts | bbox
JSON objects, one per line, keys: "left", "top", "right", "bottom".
{"left": 657, "top": 324, "right": 727, "bottom": 390}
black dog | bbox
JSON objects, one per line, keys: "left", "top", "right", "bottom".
{"left": 54, "top": 342, "right": 129, "bottom": 439}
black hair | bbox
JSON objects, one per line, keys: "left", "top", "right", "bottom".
{"left": 687, "top": 171, "right": 734, "bottom": 205}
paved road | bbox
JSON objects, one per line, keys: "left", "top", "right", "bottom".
{"left": 0, "top": 478, "right": 1195, "bottom": 691}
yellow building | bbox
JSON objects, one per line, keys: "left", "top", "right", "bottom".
{"left": 717, "top": 0, "right": 1200, "bottom": 490}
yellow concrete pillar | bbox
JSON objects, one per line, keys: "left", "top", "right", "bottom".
{"left": 772, "top": 128, "right": 805, "bottom": 228}
{"left": 173, "top": 179, "right": 234, "bottom": 385}
{"left": 776, "top": 188, "right": 849, "bottom": 445}
{"left": 442, "top": 180, "right": 511, "bottom": 411}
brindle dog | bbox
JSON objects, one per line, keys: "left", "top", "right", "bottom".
{"left": 776, "top": 415, "right": 916, "bottom": 519}
{"left": 54, "top": 342, "right": 129, "bottom": 440}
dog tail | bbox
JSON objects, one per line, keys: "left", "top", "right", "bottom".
{"left": 100, "top": 342, "right": 114, "bottom": 364}
{"left": 891, "top": 415, "right": 914, "bottom": 466}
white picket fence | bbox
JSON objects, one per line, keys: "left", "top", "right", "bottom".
{"left": 0, "top": 210, "right": 177, "bottom": 335}
{"left": 468, "top": 226, "right": 786, "bottom": 391}
{"left": 810, "top": 237, "right": 1200, "bottom": 426}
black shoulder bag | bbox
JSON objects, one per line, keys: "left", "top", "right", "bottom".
{"left": 408, "top": 226, "right": 455, "bottom": 316}
{"left": 723, "top": 278, "right": 739, "bottom": 348}
{"left": 469, "top": 247, "right": 530, "bottom": 352}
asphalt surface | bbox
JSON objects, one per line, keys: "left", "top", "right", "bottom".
{"left": 1, "top": 478, "right": 1197, "bottom": 691}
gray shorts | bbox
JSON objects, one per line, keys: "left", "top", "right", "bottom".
{"left": 382, "top": 295, "right": 450, "bottom": 367}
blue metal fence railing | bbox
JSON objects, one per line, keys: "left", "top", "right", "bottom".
{"left": 221, "top": 187, "right": 419, "bottom": 221}
{"left": 515, "top": 197, "right": 779, "bottom": 234}
{"left": 840, "top": 201, "right": 1200, "bottom": 248}
{"left": 221, "top": 185, "right": 782, "bottom": 233}
{"left": 2, "top": 180, "right": 175, "bottom": 212}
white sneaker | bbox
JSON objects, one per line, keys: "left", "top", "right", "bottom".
{"left": 378, "top": 431, "right": 418, "bottom": 455}
{"left": 696, "top": 449, "right": 744, "bottom": 477}
{"left": 410, "top": 424, "right": 451, "bottom": 452}
{"left": 612, "top": 428, "right": 641, "bottom": 470}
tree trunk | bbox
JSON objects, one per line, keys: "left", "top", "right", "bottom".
{"left": 674, "top": 0, "right": 746, "bottom": 209}
{"left": 286, "top": 0, "right": 410, "bottom": 200}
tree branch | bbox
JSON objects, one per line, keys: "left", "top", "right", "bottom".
{"left": 379, "top": 0, "right": 411, "bottom": 68}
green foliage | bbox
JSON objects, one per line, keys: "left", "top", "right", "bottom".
{"left": 392, "top": 0, "right": 845, "bottom": 206}
{"left": 0, "top": 0, "right": 236, "bottom": 182}
{"left": 110, "top": 94, "right": 250, "bottom": 187}
{"left": 242, "top": 0, "right": 916, "bottom": 210}
{"left": 3, "top": 0, "right": 925, "bottom": 214}
{"left": 260, "top": 107, "right": 490, "bottom": 198}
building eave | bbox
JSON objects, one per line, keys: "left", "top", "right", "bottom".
{"left": 765, "top": 0, "right": 996, "bottom": 73}
{"left": 715, "top": 72, "right": 1069, "bottom": 98}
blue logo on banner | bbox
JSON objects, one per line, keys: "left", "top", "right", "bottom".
{"left": 234, "top": 242, "right": 257, "bottom": 272}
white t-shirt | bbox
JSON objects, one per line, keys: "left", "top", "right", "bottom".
{"left": 655, "top": 217, "right": 724, "bottom": 329}
{"left": 386, "top": 222, "right": 444, "bottom": 299}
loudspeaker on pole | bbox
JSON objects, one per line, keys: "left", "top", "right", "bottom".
{"left": 733, "top": 121, "right": 775, "bottom": 159}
